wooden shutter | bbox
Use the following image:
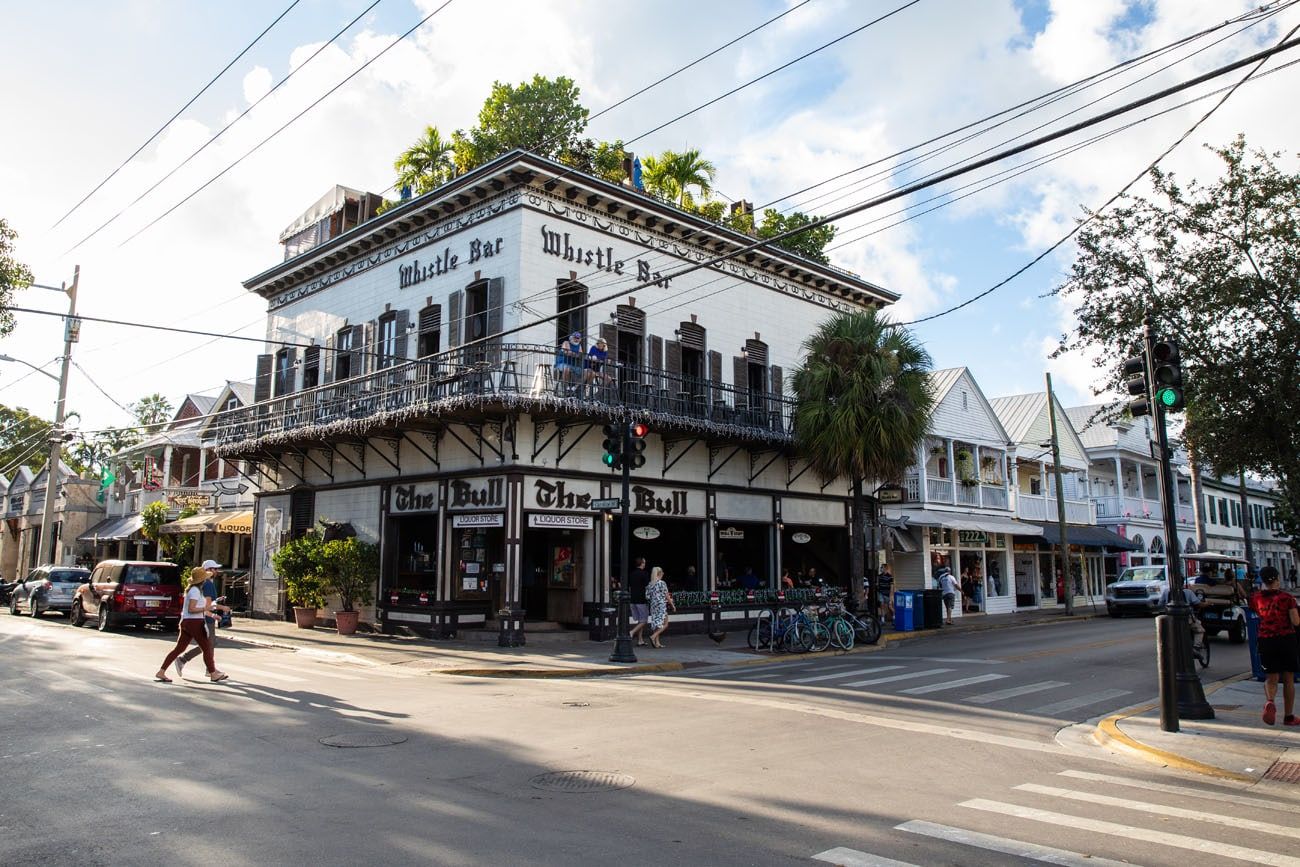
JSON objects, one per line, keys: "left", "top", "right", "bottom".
{"left": 393, "top": 309, "right": 410, "bottom": 362}
{"left": 448, "top": 290, "right": 463, "bottom": 349}
{"left": 648, "top": 335, "right": 663, "bottom": 389}
{"left": 364, "top": 321, "right": 377, "bottom": 374}
{"left": 349, "top": 324, "right": 365, "bottom": 378}
{"left": 289, "top": 490, "right": 315, "bottom": 540}
{"left": 599, "top": 322, "right": 617, "bottom": 360}
{"left": 678, "top": 322, "right": 705, "bottom": 351}
{"left": 708, "top": 350, "right": 722, "bottom": 402}
{"left": 769, "top": 364, "right": 783, "bottom": 418}
{"left": 733, "top": 356, "right": 748, "bottom": 406}
{"left": 486, "top": 277, "right": 504, "bottom": 362}
{"left": 253, "top": 354, "right": 273, "bottom": 403}
{"left": 323, "top": 335, "right": 335, "bottom": 383}
{"left": 302, "top": 345, "right": 320, "bottom": 389}
{"left": 665, "top": 340, "right": 682, "bottom": 398}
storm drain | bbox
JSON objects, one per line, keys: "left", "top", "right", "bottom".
{"left": 1262, "top": 761, "right": 1300, "bottom": 784}
{"left": 319, "top": 732, "right": 408, "bottom": 748}
{"left": 530, "top": 770, "right": 634, "bottom": 793}
{"left": 562, "top": 701, "right": 590, "bottom": 708}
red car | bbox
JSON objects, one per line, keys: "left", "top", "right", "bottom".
{"left": 72, "top": 560, "right": 183, "bottom": 631}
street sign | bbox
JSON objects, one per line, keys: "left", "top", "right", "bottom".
{"left": 590, "top": 497, "right": 622, "bottom": 510}
{"left": 877, "top": 484, "right": 905, "bottom": 504}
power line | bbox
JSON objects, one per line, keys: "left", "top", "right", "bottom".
{"left": 64, "top": 0, "right": 387, "bottom": 255}
{"left": 49, "top": 0, "right": 303, "bottom": 231}
{"left": 117, "top": 0, "right": 459, "bottom": 249}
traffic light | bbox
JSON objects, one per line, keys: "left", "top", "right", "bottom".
{"left": 1123, "top": 349, "right": 1151, "bottom": 417}
{"left": 628, "top": 421, "right": 649, "bottom": 469}
{"left": 1151, "top": 339, "right": 1184, "bottom": 412}
{"left": 601, "top": 423, "right": 622, "bottom": 469}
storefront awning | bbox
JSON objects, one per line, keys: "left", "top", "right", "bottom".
{"left": 215, "top": 510, "right": 253, "bottom": 535}
{"left": 1026, "top": 522, "right": 1141, "bottom": 551}
{"left": 884, "top": 508, "right": 1045, "bottom": 537}
{"left": 885, "top": 526, "right": 920, "bottom": 553}
{"left": 77, "top": 514, "right": 144, "bottom": 542}
{"left": 159, "top": 510, "right": 252, "bottom": 535}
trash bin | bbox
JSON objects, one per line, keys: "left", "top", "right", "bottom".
{"left": 921, "top": 589, "right": 943, "bottom": 629}
{"left": 893, "top": 590, "right": 914, "bottom": 632}
{"left": 1245, "top": 610, "right": 1266, "bottom": 682}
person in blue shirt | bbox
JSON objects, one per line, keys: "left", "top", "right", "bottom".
{"left": 738, "top": 566, "right": 760, "bottom": 590}
{"left": 584, "top": 337, "right": 612, "bottom": 397}
{"left": 175, "top": 560, "right": 231, "bottom": 679}
{"left": 556, "top": 331, "right": 584, "bottom": 394}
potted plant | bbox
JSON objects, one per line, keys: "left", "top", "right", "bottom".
{"left": 321, "top": 537, "right": 378, "bottom": 636}
{"left": 271, "top": 530, "right": 326, "bottom": 628}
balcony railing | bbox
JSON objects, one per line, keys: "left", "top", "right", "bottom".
{"left": 1093, "top": 495, "right": 1194, "bottom": 524}
{"left": 1016, "top": 493, "right": 1093, "bottom": 524}
{"left": 908, "top": 475, "right": 1009, "bottom": 510}
{"left": 211, "top": 343, "right": 794, "bottom": 450}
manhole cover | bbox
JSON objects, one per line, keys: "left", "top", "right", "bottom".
{"left": 1263, "top": 761, "right": 1300, "bottom": 784}
{"left": 318, "top": 732, "right": 408, "bottom": 748}
{"left": 530, "top": 770, "right": 634, "bottom": 793}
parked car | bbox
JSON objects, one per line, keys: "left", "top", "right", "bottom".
{"left": 71, "top": 560, "right": 183, "bottom": 631}
{"left": 1105, "top": 565, "right": 1169, "bottom": 616}
{"left": 1187, "top": 553, "right": 1250, "bottom": 644}
{"left": 8, "top": 566, "right": 92, "bottom": 617}
{"left": 0, "top": 574, "right": 24, "bottom": 605}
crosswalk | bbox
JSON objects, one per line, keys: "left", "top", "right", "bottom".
{"left": 812, "top": 768, "right": 1300, "bottom": 867}
{"left": 686, "top": 656, "right": 1133, "bottom": 717}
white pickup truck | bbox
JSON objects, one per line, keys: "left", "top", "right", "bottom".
{"left": 1104, "top": 565, "right": 1170, "bottom": 616}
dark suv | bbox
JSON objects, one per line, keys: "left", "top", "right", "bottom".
{"left": 72, "top": 560, "right": 183, "bottom": 631}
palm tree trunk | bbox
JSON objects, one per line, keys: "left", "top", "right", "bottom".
{"left": 850, "top": 475, "right": 865, "bottom": 604}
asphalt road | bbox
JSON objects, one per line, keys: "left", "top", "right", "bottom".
{"left": 3, "top": 609, "right": 1293, "bottom": 867}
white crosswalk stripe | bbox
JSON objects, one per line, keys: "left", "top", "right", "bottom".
{"left": 1029, "top": 688, "right": 1131, "bottom": 715}
{"left": 965, "top": 680, "right": 1067, "bottom": 704}
{"left": 841, "top": 668, "right": 955, "bottom": 687}
{"left": 899, "top": 673, "right": 1007, "bottom": 695}
{"left": 791, "top": 666, "right": 903, "bottom": 684}
{"left": 811, "top": 847, "right": 919, "bottom": 867}
{"left": 1057, "top": 769, "right": 1300, "bottom": 812}
{"left": 959, "top": 798, "right": 1300, "bottom": 867}
{"left": 896, "top": 820, "right": 1137, "bottom": 867}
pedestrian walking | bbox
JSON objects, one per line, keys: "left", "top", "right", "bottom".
{"left": 175, "top": 560, "right": 232, "bottom": 680}
{"left": 156, "top": 568, "right": 229, "bottom": 683}
{"left": 628, "top": 557, "right": 651, "bottom": 646}
{"left": 646, "top": 566, "right": 675, "bottom": 648}
{"left": 877, "top": 564, "right": 895, "bottom": 623}
{"left": 1249, "top": 566, "right": 1299, "bottom": 726}
{"left": 937, "top": 566, "right": 962, "bottom": 625}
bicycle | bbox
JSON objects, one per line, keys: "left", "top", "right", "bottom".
{"left": 817, "top": 600, "right": 857, "bottom": 651}
{"left": 1189, "top": 615, "right": 1211, "bottom": 670}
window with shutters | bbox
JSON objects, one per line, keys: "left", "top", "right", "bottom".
{"left": 677, "top": 323, "right": 705, "bottom": 397}
{"left": 556, "top": 281, "right": 587, "bottom": 344}
{"left": 334, "top": 327, "right": 353, "bottom": 380}
{"left": 273, "top": 348, "right": 295, "bottom": 397}
{"left": 302, "top": 345, "right": 320, "bottom": 389}
{"left": 417, "top": 304, "right": 441, "bottom": 358}
{"left": 744, "top": 339, "right": 768, "bottom": 407}
{"left": 464, "top": 280, "right": 490, "bottom": 360}
{"left": 289, "top": 490, "right": 315, "bottom": 540}
{"left": 377, "top": 312, "right": 398, "bottom": 369}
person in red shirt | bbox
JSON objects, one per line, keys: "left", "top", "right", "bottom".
{"left": 1250, "top": 566, "right": 1300, "bottom": 726}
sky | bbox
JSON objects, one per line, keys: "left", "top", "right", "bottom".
{"left": 1, "top": 0, "right": 1298, "bottom": 444}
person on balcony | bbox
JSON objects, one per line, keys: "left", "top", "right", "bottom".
{"left": 585, "top": 337, "right": 612, "bottom": 398}
{"left": 556, "top": 331, "right": 585, "bottom": 395}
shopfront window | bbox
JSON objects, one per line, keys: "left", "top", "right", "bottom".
{"left": 451, "top": 523, "right": 505, "bottom": 605}
{"left": 392, "top": 515, "right": 437, "bottom": 595}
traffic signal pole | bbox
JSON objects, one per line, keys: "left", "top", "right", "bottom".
{"left": 609, "top": 422, "right": 637, "bottom": 664}
{"left": 1143, "top": 315, "right": 1214, "bottom": 727}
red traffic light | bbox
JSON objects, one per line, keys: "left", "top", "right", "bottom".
{"left": 629, "top": 422, "right": 649, "bottom": 438}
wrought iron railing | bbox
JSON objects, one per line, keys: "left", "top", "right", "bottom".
{"left": 210, "top": 342, "right": 795, "bottom": 449}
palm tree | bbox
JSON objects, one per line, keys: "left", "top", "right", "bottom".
{"left": 641, "top": 148, "right": 716, "bottom": 210}
{"left": 394, "top": 125, "right": 455, "bottom": 196}
{"left": 791, "top": 309, "right": 935, "bottom": 602}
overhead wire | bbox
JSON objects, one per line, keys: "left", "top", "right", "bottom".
{"left": 64, "top": 0, "right": 388, "bottom": 255}
{"left": 49, "top": 0, "right": 303, "bottom": 231}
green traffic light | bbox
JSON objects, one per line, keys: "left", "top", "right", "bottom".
{"left": 602, "top": 453, "right": 616, "bottom": 467}
{"left": 1156, "top": 387, "right": 1178, "bottom": 407}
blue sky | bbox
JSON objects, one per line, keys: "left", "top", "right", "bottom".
{"left": 1, "top": 0, "right": 1296, "bottom": 433}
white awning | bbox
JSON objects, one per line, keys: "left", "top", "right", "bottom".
{"left": 77, "top": 514, "right": 144, "bottom": 542}
{"left": 882, "top": 508, "right": 1044, "bottom": 537}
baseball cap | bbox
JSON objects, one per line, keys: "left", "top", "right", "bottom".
{"left": 200, "top": 559, "right": 224, "bottom": 570}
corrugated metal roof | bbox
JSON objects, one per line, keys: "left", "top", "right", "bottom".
{"left": 1065, "top": 404, "right": 1116, "bottom": 449}
{"left": 990, "top": 392, "right": 1043, "bottom": 443}
{"left": 927, "top": 367, "right": 966, "bottom": 403}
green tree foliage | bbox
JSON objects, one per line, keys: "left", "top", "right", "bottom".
{"left": 67, "top": 426, "right": 142, "bottom": 476}
{"left": 1053, "top": 136, "right": 1300, "bottom": 545}
{"left": 0, "top": 404, "right": 52, "bottom": 474}
{"left": 321, "top": 537, "right": 378, "bottom": 612}
{"left": 0, "top": 217, "right": 34, "bottom": 338}
{"left": 131, "top": 393, "right": 173, "bottom": 430}
{"left": 729, "top": 208, "right": 837, "bottom": 264}
{"left": 452, "top": 74, "right": 591, "bottom": 171}
{"left": 271, "top": 529, "right": 327, "bottom": 609}
{"left": 139, "top": 500, "right": 170, "bottom": 542}
{"left": 394, "top": 125, "right": 456, "bottom": 196}
{"left": 641, "top": 148, "right": 716, "bottom": 210}
{"left": 792, "top": 310, "right": 935, "bottom": 590}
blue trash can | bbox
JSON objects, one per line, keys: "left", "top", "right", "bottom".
{"left": 893, "top": 590, "right": 914, "bottom": 632}
{"left": 1245, "top": 610, "right": 1266, "bottom": 682}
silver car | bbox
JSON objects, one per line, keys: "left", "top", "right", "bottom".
{"left": 8, "top": 566, "right": 92, "bottom": 618}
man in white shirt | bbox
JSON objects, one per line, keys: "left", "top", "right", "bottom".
{"left": 937, "top": 566, "right": 962, "bottom": 625}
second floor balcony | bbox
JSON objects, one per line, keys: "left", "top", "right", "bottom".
{"left": 906, "top": 475, "right": 1009, "bottom": 510}
{"left": 1015, "top": 492, "right": 1095, "bottom": 525}
{"left": 1093, "top": 494, "right": 1194, "bottom": 526}
{"left": 212, "top": 342, "right": 794, "bottom": 455}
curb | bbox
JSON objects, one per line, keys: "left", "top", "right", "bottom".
{"left": 1093, "top": 673, "right": 1255, "bottom": 783}
{"left": 438, "top": 662, "right": 686, "bottom": 678}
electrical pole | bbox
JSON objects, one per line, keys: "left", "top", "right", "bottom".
{"left": 38, "top": 265, "right": 79, "bottom": 565}
{"left": 1045, "top": 373, "right": 1073, "bottom": 615}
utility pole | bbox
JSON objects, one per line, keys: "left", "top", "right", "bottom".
{"left": 608, "top": 422, "right": 637, "bottom": 664}
{"left": 38, "top": 265, "right": 79, "bottom": 565}
{"left": 1045, "top": 372, "right": 1073, "bottom": 615}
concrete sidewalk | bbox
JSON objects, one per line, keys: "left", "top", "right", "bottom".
{"left": 1097, "top": 676, "right": 1300, "bottom": 787}
{"left": 221, "top": 606, "right": 1103, "bottom": 677}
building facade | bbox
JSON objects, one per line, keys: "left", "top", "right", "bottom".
{"left": 213, "top": 151, "right": 897, "bottom": 641}
{"left": 1197, "top": 473, "right": 1295, "bottom": 579}
{"left": 1, "top": 462, "right": 103, "bottom": 574}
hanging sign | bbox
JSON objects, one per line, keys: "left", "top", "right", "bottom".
{"left": 528, "top": 514, "right": 593, "bottom": 529}
{"left": 876, "top": 485, "right": 905, "bottom": 504}
{"left": 632, "top": 526, "right": 661, "bottom": 540}
{"left": 958, "top": 530, "right": 988, "bottom": 545}
{"left": 446, "top": 477, "right": 505, "bottom": 511}
{"left": 718, "top": 527, "right": 745, "bottom": 540}
{"left": 391, "top": 482, "right": 439, "bottom": 514}
{"left": 791, "top": 532, "right": 812, "bottom": 544}
{"left": 452, "top": 513, "right": 504, "bottom": 528}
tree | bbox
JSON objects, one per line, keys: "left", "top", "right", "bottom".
{"left": 321, "top": 537, "right": 378, "bottom": 613}
{"left": 452, "top": 75, "right": 590, "bottom": 171}
{"left": 0, "top": 404, "right": 52, "bottom": 474}
{"left": 67, "top": 426, "right": 142, "bottom": 476}
{"left": 1052, "top": 136, "right": 1300, "bottom": 549}
{"left": 0, "top": 217, "right": 33, "bottom": 338}
{"left": 791, "top": 310, "right": 935, "bottom": 598}
{"left": 394, "top": 125, "right": 456, "bottom": 196}
{"left": 131, "top": 393, "right": 172, "bottom": 431}
{"left": 272, "top": 529, "right": 327, "bottom": 610}
{"left": 737, "top": 208, "right": 837, "bottom": 264}
{"left": 641, "top": 148, "right": 716, "bottom": 210}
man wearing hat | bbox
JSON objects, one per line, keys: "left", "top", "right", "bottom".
{"left": 556, "top": 330, "right": 585, "bottom": 395}
{"left": 936, "top": 565, "right": 962, "bottom": 626}
{"left": 175, "top": 560, "right": 232, "bottom": 680}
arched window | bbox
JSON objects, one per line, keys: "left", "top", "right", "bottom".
{"left": 1183, "top": 538, "right": 1198, "bottom": 554}
{"left": 1130, "top": 534, "right": 1144, "bottom": 551}
{"left": 1149, "top": 537, "right": 1164, "bottom": 554}
{"left": 555, "top": 280, "right": 587, "bottom": 345}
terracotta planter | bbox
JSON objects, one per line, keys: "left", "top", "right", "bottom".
{"left": 292, "top": 606, "right": 317, "bottom": 629}
{"left": 335, "top": 610, "right": 359, "bottom": 635}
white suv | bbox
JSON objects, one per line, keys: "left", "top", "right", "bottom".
{"left": 1105, "top": 565, "right": 1169, "bottom": 616}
